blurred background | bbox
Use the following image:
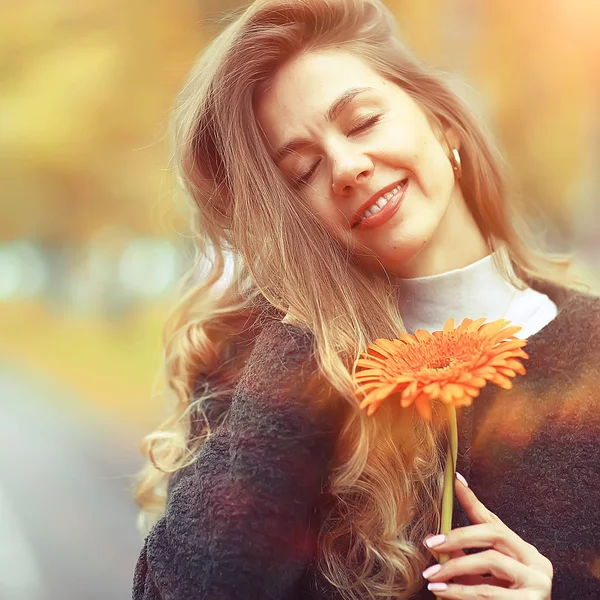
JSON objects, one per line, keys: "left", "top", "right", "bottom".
{"left": 0, "top": 0, "right": 598, "bottom": 598}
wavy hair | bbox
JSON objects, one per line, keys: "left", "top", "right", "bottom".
{"left": 135, "top": 0, "right": 574, "bottom": 597}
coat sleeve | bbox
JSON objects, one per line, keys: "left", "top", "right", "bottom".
{"left": 132, "top": 322, "right": 345, "bottom": 600}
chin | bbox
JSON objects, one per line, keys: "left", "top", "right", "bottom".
{"left": 375, "top": 237, "right": 431, "bottom": 270}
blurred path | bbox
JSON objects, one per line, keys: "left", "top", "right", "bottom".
{"left": 0, "top": 363, "right": 144, "bottom": 600}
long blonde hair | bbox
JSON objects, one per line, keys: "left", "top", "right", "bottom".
{"left": 135, "top": 1, "right": 574, "bottom": 597}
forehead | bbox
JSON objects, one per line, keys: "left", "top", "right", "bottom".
{"left": 255, "top": 50, "right": 389, "bottom": 146}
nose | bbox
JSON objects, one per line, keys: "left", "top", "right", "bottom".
{"left": 331, "top": 146, "right": 373, "bottom": 196}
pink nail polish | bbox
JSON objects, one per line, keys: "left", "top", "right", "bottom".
{"left": 425, "top": 534, "right": 446, "bottom": 548}
{"left": 428, "top": 582, "right": 447, "bottom": 592}
{"left": 422, "top": 564, "right": 442, "bottom": 579}
{"left": 456, "top": 472, "right": 469, "bottom": 487}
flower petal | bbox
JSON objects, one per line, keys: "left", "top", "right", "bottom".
{"left": 352, "top": 317, "right": 528, "bottom": 421}
{"left": 464, "top": 317, "right": 488, "bottom": 333}
{"left": 458, "top": 318, "right": 474, "bottom": 331}
{"left": 456, "top": 372, "right": 486, "bottom": 387}
{"left": 356, "top": 382, "right": 397, "bottom": 395}
{"left": 439, "top": 385, "right": 453, "bottom": 404}
{"left": 423, "top": 381, "right": 441, "bottom": 400}
{"left": 495, "top": 339, "right": 528, "bottom": 352}
{"left": 446, "top": 383, "right": 465, "bottom": 399}
{"left": 505, "top": 359, "right": 526, "bottom": 374}
{"left": 497, "top": 367, "right": 516, "bottom": 377}
{"left": 372, "top": 383, "right": 401, "bottom": 402}
{"left": 473, "top": 366, "right": 497, "bottom": 377}
{"left": 485, "top": 355, "right": 516, "bottom": 368}
{"left": 366, "top": 398, "right": 386, "bottom": 416}
{"left": 355, "top": 358, "right": 386, "bottom": 369}
{"left": 415, "top": 329, "right": 433, "bottom": 342}
{"left": 461, "top": 385, "right": 481, "bottom": 398}
{"left": 354, "top": 368, "right": 387, "bottom": 379}
{"left": 372, "top": 338, "right": 402, "bottom": 355}
{"left": 367, "top": 343, "right": 396, "bottom": 359}
{"left": 397, "top": 333, "right": 418, "bottom": 345}
{"left": 414, "top": 393, "right": 433, "bottom": 421}
{"left": 478, "top": 319, "right": 510, "bottom": 339}
{"left": 455, "top": 395, "right": 474, "bottom": 407}
{"left": 401, "top": 380, "right": 418, "bottom": 401}
{"left": 443, "top": 318, "right": 455, "bottom": 334}
{"left": 491, "top": 373, "right": 513, "bottom": 390}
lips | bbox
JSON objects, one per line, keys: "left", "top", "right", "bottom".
{"left": 351, "top": 178, "right": 409, "bottom": 228}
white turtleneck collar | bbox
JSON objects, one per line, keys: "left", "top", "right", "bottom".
{"left": 395, "top": 253, "right": 558, "bottom": 339}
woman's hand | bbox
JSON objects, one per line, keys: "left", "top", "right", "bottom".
{"left": 422, "top": 473, "right": 553, "bottom": 599}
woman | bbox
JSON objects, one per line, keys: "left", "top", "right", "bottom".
{"left": 133, "top": 0, "right": 600, "bottom": 598}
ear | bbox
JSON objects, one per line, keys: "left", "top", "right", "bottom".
{"left": 445, "top": 125, "right": 461, "bottom": 152}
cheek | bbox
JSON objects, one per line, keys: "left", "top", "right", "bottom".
{"left": 414, "top": 136, "right": 454, "bottom": 196}
{"left": 381, "top": 125, "right": 440, "bottom": 180}
{"left": 436, "top": 150, "right": 456, "bottom": 193}
{"left": 307, "top": 198, "right": 358, "bottom": 250}
{"left": 307, "top": 193, "right": 344, "bottom": 231}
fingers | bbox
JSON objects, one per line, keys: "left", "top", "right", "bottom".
{"left": 423, "top": 549, "right": 542, "bottom": 588}
{"left": 425, "top": 524, "right": 513, "bottom": 555}
{"left": 425, "top": 582, "right": 521, "bottom": 599}
{"left": 422, "top": 545, "right": 505, "bottom": 588}
{"left": 452, "top": 474, "right": 544, "bottom": 568}
{"left": 454, "top": 472, "right": 500, "bottom": 526}
{"left": 426, "top": 521, "right": 544, "bottom": 569}
{"left": 424, "top": 535, "right": 465, "bottom": 563}
{"left": 423, "top": 473, "right": 553, "bottom": 598}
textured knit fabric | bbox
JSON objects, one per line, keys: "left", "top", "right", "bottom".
{"left": 132, "top": 322, "right": 345, "bottom": 600}
{"left": 133, "top": 280, "right": 600, "bottom": 600}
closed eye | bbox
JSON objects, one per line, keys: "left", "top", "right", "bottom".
{"left": 348, "top": 114, "right": 382, "bottom": 136}
{"left": 292, "top": 158, "right": 321, "bottom": 187}
{"left": 291, "top": 115, "right": 381, "bottom": 187}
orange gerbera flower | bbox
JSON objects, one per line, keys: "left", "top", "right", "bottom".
{"left": 354, "top": 317, "right": 528, "bottom": 420}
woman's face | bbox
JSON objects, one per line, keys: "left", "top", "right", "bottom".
{"left": 256, "top": 49, "right": 482, "bottom": 278}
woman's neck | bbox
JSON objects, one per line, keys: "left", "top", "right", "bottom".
{"left": 393, "top": 188, "right": 490, "bottom": 278}
{"left": 395, "top": 253, "right": 558, "bottom": 338}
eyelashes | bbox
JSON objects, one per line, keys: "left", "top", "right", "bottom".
{"left": 293, "top": 160, "right": 321, "bottom": 187}
{"left": 348, "top": 114, "right": 381, "bottom": 135}
{"left": 291, "top": 114, "right": 383, "bottom": 187}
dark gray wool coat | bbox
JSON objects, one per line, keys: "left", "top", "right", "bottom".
{"left": 133, "top": 280, "right": 600, "bottom": 600}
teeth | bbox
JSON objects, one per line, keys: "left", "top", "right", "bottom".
{"left": 362, "top": 181, "right": 406, "bottom": 219}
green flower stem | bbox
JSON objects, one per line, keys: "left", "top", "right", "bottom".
{"left": 439, "top": 403, "right": 458, "bottom": 564}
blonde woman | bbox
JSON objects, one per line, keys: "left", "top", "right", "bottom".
{"left": 132, "top": 1, "right": 600, "bottom": 598}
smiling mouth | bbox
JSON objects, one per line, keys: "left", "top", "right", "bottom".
{"left": 351, "top": 178, "right": 408, "bottom": 229}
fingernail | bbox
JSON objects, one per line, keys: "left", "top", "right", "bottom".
{"left": 428, "top": 582, "right": 448, "bottom": 592}
{"left": 456, "top": 472, "right": 469, "bottom": 487}
{"left": 425, "top": 534, "right": 446, "bottom": 548}
{"left": 422, "top": 563, "right": 442, "bottom": 579}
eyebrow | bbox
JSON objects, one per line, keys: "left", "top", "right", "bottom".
{"left": 274, "top": 86, "right": 375, "bottom": 163}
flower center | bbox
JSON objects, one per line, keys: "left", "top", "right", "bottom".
{"left": 429, "top": 359, "right": 452, "bottom": 370}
